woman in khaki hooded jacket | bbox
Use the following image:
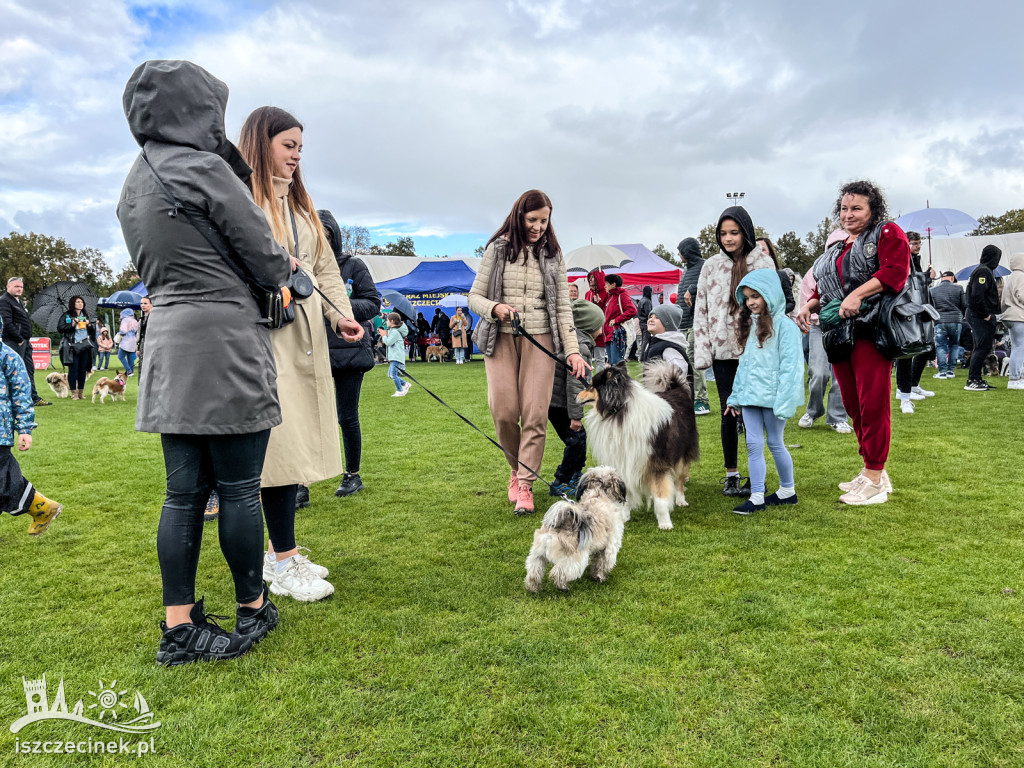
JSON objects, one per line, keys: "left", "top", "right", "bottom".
{"left": 239, "top": 106, "right": 363, "bottom": 602}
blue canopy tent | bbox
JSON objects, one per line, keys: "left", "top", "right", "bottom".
{"left": 377, "top": 260, "right": 480, "bottom": 352}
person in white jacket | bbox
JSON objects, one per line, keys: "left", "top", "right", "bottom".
{"left": 1001, "top": 251, "right": 1024, "bottom": 389}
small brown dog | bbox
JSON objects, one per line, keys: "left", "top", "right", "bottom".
{"left": 426, "top": 344, "right": 450, "bottom": 362}
{"left": 92, "top": 371, "right": 128, "bottom": 403}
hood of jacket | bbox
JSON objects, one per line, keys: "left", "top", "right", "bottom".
{"left": 642, "top": 285, "right": 653, "bottom": 298}
{"left": 119, "top": 308, "right": 135, "bottom": 320}
{"left": 736, "top": 268, "right": 786, "bottom": 319}
{"left": 316, "top": 209, "right": 350, "bottom": 264}
{"left": 1010, "top": 252, "right": 1024, "bottom": 273}
{"left": 715, "top": 206, "right": 756, "bottom": 259}
{"left": 123, "top": 60, "right": 250, "bottom": 176}
{"left": 980, "top": 244, "right": 1002, "bottom": 271}
{"left": 587, "top": 269, "right": 606, "bottom": 293}
{"left": 678, "top": 237, "right": 702, "bottom": 266}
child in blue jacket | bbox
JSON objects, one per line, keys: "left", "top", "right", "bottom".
{"left": 379, "top": 312, "right": 412, "bottom": 397}
{"left": 0, "top": 315, "right": 62, "bottom": 534}
{"left": 725, "top": 269, "right": 804, "bottom": 515}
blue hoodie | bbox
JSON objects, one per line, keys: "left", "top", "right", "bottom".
{"left": 726, "top": 269, "right": 804, "bottom": 420}
{"left": 0, "top": 315, "right": 36, "bottom": 446}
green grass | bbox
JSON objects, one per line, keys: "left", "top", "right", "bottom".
{"left": 1, "top": 359, "right": 1022, "bottom": 766}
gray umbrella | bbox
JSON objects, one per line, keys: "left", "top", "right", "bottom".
{"left": 31, "top": 281, "right": 98, "bottom": 332}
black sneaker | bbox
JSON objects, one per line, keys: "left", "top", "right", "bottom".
{"left": 720, "top": 476, "right": 751, "bottom": 497}
{"left": 964, "top": 380, "right": 989, "bottom": 391}
{"left": 234, "top": 583, "right": 279, "bottom": 645}
{"left": 295, "top": 485, "right": 310, "bottom": 509}
{"left": 156, "top": 599, "right": 252, "bottom": 667}
{"left": 335, "top": 473, "right": 364, "bottom": 497}
{"left": 33, "top": 398, "right": 52, "bottom": 407}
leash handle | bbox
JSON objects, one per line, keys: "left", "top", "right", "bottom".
{"left": 509, "top": 312, "right": 591, "bottom": 387}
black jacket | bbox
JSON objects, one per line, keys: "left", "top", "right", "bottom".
{"left": 966, "top": 245, "right": 1002, "bottom": 319}
{"left": 432, "top": 310, "right": 451, "bottom": 338}
{"left": 0, "top": 292, "right": 32, "bottom": 347}
{"left": 57, "top": 312, "right": 97, "bottom": 345}
{"left": 674, "top": 237, "right": 705, "bottom": 329}
{"left": 318, "top": 210, "right": 381, "bottom": 371}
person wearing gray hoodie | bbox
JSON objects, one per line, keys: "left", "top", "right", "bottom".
{"left": 674, "top": 238, "right": 709, "bottom": 415}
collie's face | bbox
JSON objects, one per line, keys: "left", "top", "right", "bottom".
{"left": 576, "top": 362, "right": 631, "bottom": 416}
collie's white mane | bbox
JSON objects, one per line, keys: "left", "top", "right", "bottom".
{"left": 583, "top": 381, "right": 672, "bottom": 509}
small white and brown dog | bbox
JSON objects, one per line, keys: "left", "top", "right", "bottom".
{"left": 525, "top": 466, "right": 629, "bottom": 593}
{"left": 91, "top": 371, "right": 128, "bottom": 403}
{"left": 45, "top": 372, "right": 71, "bottom": 399}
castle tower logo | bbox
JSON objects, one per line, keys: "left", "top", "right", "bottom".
{"left": 10, "top": 676, "right": 161, "bottom": 735}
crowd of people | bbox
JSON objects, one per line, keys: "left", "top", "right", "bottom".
{"left": 1, "top": 58, "right": 1020, "bottom": 668}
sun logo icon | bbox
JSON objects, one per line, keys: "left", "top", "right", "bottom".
{"left": 87, "top": 680, "right": 129, "bottom": 721}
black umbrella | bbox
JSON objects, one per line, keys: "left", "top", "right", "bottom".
{"left": 380, "top": 290, "right": 416, "bottom": 322}
{"left": 31, "top": 281, "right": 98, "bottom": 332}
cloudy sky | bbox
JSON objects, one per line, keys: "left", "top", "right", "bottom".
{"left": 2, "top": 0, "right": 1022, "bottom": 270}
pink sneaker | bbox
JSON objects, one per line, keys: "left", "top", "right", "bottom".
{"left": 507, "top": 471, "right": 519, "bottom": 504}
{"left": 514, "top": 485, "right": 535, "bottom": 515}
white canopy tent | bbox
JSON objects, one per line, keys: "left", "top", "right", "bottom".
{"left": 916, "top": 233, "right": 1024, "bottom": 277}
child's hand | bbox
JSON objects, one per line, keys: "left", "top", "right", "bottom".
{"left": 724, "top": 405, "right": 739, "bottom": 417}
{"left": 17, "top": 433, "right": 31, "bottom": 451}
{"left": 569, "top": 419, "right": 583, "bottom": 432}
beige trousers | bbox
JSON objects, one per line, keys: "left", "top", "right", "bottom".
{"left": 484, "top": 332, "right": 556, "bottom": 487}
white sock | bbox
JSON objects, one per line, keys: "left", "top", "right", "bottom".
{"left": 726, "top": 470, "right": 739, "bottom": 478}
{"left": 750, "top": 492, "right": 765, "bottom": 505}
{"left": 897, "top": 391, "right": 910, "bottom": 401}
{"left": 776, "top": 486, "right": 796, "bottom": 499}
{"left": 274, "top": 555, "right": 294, "bottom": 574}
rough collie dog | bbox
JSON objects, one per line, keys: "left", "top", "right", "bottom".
{"left": 45, "top": 372, "right": 70, "bottom": 399}
{"left": 577, "top": 360, "right": 699, "bottom": 530}
{"left": 426, "top": 344, "right": 450, "bottom": 362}
{"left": 525, "top": 466, "right": 629, "bottom": 593}
{"left": 91, "top": 371, "right": 128, "bottom": 403}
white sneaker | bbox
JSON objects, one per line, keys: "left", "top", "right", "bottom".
{"left": 911, "top": 386, "right": 934, "bottom": 398}
{"left": 269, "top": 557, "right": 335, "bottom": 602}
{"left": 1008, "top": 380, "right": 1024, "bottom": 390}
{"left": 932, "top": 372, "right": 945, "bottom": 379}
{"left": 908, "top": 391, "right": 925, "bottom": 401}
{"left": 901, "top": 399, "right": 915, "bottom": 414}
{"left": 829, "top": 421, "right": 853, "bottom": 434}
{"left": 391, "top": 390, "right": 404, "bottom": 397}
{"left": 840, "top": 477, "right": 888, "bottom": 506}
{"left": 263, "top": 550, "right": 328, "bottom": 583}
{"left": 798, "top": 413, "right": 814, "bottom": 429}
{"left": 838, "top": 472, "right": 864, "bottom": 492}
{"left": 402, "top": 381, "right": 412, "bottom": 394}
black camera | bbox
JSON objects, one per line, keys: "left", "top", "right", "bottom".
{"left": 287, "top": 266, "right": 314, "bottom": 299}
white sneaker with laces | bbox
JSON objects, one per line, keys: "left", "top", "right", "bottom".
{"left": 911, "top": 386, "right": 934, "bottom": 397}
{"left": 840, "top": 477, "right": 888, "bottom": 506}
{"left": 932, "top": 372, "right": 945, "bottom": 379}
{"left": 263, "top": 550, "right": 328, "bottom": 583}
{"left": 391, "top": 390, "right": 404, "bottom": 397}
{"left": 829, "top": 422, "right": 852, "bottom": 434}
{"left": 269, "top": 557, "right": 335, "bottom": 602}
{"left": 901, "top": 399, "right": 915, "bottom": 414}
{"left": 838, "top": 472, "right": 864, "bottom": 492}
{"left": 1008, "top": 380, "right": 1024, "bottom": 390}
{"left": 798, "top": 413, "right": 814, "bottom": 429}
{"left": 402, "top": 381, "right": 412, "bottom": 394}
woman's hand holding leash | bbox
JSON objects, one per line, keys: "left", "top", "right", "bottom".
{"left": 492, "top": 303, "right": 516, "bottom": 323}
{"left": 566, "top": 353, "right": 590, "bottom": 379}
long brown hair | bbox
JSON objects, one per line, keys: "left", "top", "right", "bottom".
{"left": 737, "top": 293, "right": 775, "bottom": 349}
{"left": 486, "top": 189, "right": 561, "bottom": 263}
{"left": 238, "top": 106, "right": 329, "bottom": 254}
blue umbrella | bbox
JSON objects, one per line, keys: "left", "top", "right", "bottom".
{"left": 98, "top": 290, "right": 143, "bottom": 310}
{"left": 954, "top": 264, "right": 1010, "bottom": 281}
{"left": 379, "top": 290, "right": 415, "bottom": 321}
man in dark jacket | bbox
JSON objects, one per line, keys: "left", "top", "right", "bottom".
{"left": 431, "top": 308, "right": 451, "bottom": 354}
{"left": 674, "top": 238, "right": 709, "bottom": 415}
{"left": 319, "top": 209, "right": 381, "bottom": 498}
{"left": 634, "top": 286, "right": 653, "bottom": 360}
{"left": 964, "top": 245, "right": 1002, "bottom": 390}
{"left": 930, "top": 271, "right": 967, "bottom": 379}
{"left": 416, "top": 313, "right": 431, "bottom": 361}
{"left": 0, "top": 278, "right": 47, "bottom": 406}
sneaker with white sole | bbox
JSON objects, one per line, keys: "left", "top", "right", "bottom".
{"left": 798, "top": 413, "right": 814, "bottom": 429}
{"left": 839, "top": 470, "right": 892, "bottom": 494}
{"left": 901, "top": 399, "right": 915, "bottom": 414}
{"left": 911, "top": 386, "right": 934, "bottom": 398}
{"left": 263, "top": 550, "right": 329, "bottom": 584}
{"left": 269, "top": 557, "right": 335, "bottom": 602}
{"left": 964, "top": 380, "right": 989, "bottom": 391}
{"left": 391, "top": 390, "right": 405, "bottom": 397}
{"left": 402, "top": 381, "right": 412, "bottom": 394}
{"left": 694, "top": 400, "right": 711, "bottom": 416}
{"left": 839, "top": 477, "right": 888, "bottom": 505}
{"left": 829, "top": 422, "right": 852, "bottom": 434}
{"left": 1008, "top": 380, "right": 1024, "bottom": 390}
{"left": 932, "top": 372, "right": 946, "bottom": 379}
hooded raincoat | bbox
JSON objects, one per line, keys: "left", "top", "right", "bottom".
{"left": 117, "top": 60, "right": 291, "bottom": 435}
{"left": 1001, "top": 252, "right": 1024, "bottom": 323}
{"left": 0, "top": 315, "right": 35, "bottom": 446}
{"left": 727, "top": 269, "right": 805, "bottom": 420}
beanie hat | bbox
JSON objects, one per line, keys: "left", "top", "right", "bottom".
{"left": 651, "top": 303, "right": 683, "bottom": 333}
{"left": 571, "top": 298, "right": 606, "bottom": 338}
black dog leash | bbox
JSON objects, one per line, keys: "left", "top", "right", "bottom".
{"left": 508, "top": 310, "right": 592, "bottom": 387}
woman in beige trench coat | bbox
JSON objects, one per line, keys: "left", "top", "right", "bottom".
{"left": 449, "top": 307, "right": 470, "bottom": 364}
{"left": 239, "top": 106, "right": 364, "bottom": 603}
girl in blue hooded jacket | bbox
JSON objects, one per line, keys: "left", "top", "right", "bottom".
{"left": 725, "top": 269, "right": 805, "bottom": 515}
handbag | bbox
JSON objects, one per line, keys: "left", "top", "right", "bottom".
{"left": 875, "top": 271, "right": 941, "bottom": 360}
{"left": 58, "top": 338, "right": 72, "bottom": 366}
{"left": 821, "top": 318, "right": 856, "bottom": 364}
{"left": 616, "top": 294, "right": 640, "bottom": 349}
{"left": 113, "top": 332, "right": 123, "bottom": 344}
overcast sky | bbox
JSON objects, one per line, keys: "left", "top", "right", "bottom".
{"left": 2, "top": 0, "right": 1022, "bottom": 270}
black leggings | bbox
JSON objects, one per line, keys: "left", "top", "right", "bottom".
{"left": 262, "top": 484, "right": 297, "bottom": 554}
{"left": 548, "top": 407, "right": 588, "bottom": 482}
{"left": 895, "top": 353, "right": 928, "bottom": 393}
{"left": 967, "top": 313, "right": 997, "bottom": 381}
{"left": 68, "top": 347, "right": 92, "bottom": 390}
{"left": 332, "top": 369, "right": 364, "bottom": 473}
{"left": 712, "top": 359, "right": 740, "bottom": 469}
{"left": 157, "top": 430, "right": 270, "bottom": 606}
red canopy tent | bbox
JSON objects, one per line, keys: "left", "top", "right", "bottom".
{"left": 568, "top": 243, "right": 681, "bottom": 290}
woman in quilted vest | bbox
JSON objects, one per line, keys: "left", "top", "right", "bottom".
{"left": 468, "top": 190, "right": 588, "bottom": 515}
{"left": 796, "top": 180, "right": 910, "bottom": 506}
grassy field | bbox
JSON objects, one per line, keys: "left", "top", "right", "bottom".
{"left": 1, "top": 358, "right": 1022, "bottom": 766}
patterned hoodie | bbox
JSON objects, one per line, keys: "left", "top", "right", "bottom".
{"left": 693, "top": 206, "right": 775, "bottom": 370}
{"left": 0, "top": 315, "right": 36, "bottom": 446}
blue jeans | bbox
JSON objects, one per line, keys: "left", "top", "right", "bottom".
{"left": 607, "top": 327, "right": 626, "bottom": 365}
{"left": 934, "top": 322, "right": 962, "bottom": 375}
{"left": 454, "top": 347, "right": 465, "bottom": 363}
{"left": 388, "top": 361, "right": 407, "bottom": 392}
{"left": 118, "top": 348, "right": 137, "bottom": 374}
{"left": 1007, "top": 321, "right": 1024, "bottom": 380}
{"left": 741, "top": 406, "right": 794, "bottom": 494}
{"left": 97, "top": 351, "right": 110, "bottom": 369}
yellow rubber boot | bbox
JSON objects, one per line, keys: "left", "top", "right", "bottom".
{"left": 27, "top": 492, "right": 62, "bottom": 536}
